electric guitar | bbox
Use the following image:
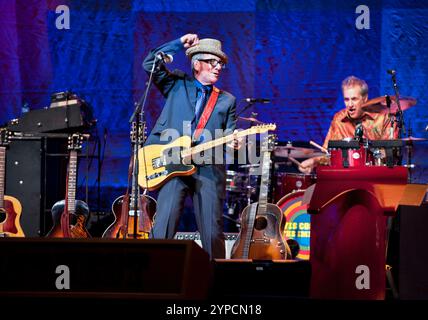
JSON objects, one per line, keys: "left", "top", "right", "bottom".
{"left": 0, "top": 129, "right": 24, "bottom": 237}
{"left": 46, "top": 134, "right": 91, "bottom": 238}
{"left": 103, "top": 121, "right": 157, "bottom": 239}
{"left": 231, "top": 134, "right": 289, "bottom": 260}
{"left": 138, "top": 124, "right": 276, "bottom": 190}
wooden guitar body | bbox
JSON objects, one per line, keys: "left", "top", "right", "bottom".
{"left": 0, "top": 195, "right": 24, "bottom": 237}
{"left": 231, "top": 202, "right": 286, "bottom": 260}
{"left": 47, "top": 200, "right": 91, "bottom": 238}
{"left": 103, "top": 194, "right": 157, "bottom": 239}
{"left": 0, "top": 130, "right": 25, "bottom": 237}
{"left": 138, "top": 136, "right": 195, "bottom": 191}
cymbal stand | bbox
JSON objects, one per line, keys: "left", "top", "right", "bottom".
{"left": 404, "top": 127, "right": 415, "bottom": 183}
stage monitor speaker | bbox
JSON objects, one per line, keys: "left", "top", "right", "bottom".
{"left": 389, "top": 203, "right": 428, "bottom": 299}
{"left": 0, "top": 238, "right": 211, "bottom": 300}
{"left": 174, "top": 232, "right": 237, "bottom": 259}
{"left": 212, "top": 259, "right": 311, "bottom": 299}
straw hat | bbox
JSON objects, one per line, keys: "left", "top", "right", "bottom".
{"left": 185, "top": 38, "right": 228, "bottom": 63}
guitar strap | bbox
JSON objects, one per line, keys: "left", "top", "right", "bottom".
{"left": 193, "top": 86, "right": 220, "bottom": 142}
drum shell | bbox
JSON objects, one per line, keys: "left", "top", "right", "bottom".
{"left": 329, "top": 146, "right": 372, "bottom": 168}
{"left": 273, "top": 172, "right": 316, "bottom": 203}
{"left": 277, "top": 190, "right": 311, "bottom": 260}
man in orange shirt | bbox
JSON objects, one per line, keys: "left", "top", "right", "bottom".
{"left": 299, "top": 76, "right": 397, "bottom": 173}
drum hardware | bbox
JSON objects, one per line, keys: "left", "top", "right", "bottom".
{"left": 369, "top": 140, "right": 403, "bottom": 168}
{"left": 371, "top": 148, "right": 384, "bottom": 166}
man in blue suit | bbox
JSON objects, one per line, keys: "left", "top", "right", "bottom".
{"left": 143, "top": 34, "right": 238, "bottom": 259}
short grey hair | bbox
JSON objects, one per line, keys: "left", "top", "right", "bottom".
{"left": 341, "top": 76, "right": 368, "bottom": 97}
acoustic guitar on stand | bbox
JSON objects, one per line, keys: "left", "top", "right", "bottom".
{"left": 46, "top": 134, "right": 91, "bottom": 238}
{"left": 138, "top": 124, "right": 276, "bottom": 191}
{"left": 103, "top": 121, "right": 156, "bottom": 239}
{"left": 231, "top": 134, "right": 289, "bottom": 260}
{"left": 0, "top": 129, "right": 24, "bottom": 237}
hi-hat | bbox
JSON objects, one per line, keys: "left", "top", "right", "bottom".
{"left": 273, "top": 146, "right": 325, "bottom": 159}
{"left": 361, "top": 95, "right": 417, "bottom": 114}
{"left": 238, "top": 116, "right": 265, "bottom": 124}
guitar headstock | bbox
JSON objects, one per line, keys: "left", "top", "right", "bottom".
{"left": 68, "top": 133, "right": 84, "bottom": 151}
{"left": 0, "top": 129, "right": 11, "bottom": 147}
{"left": 248, "top": 123, "right": 276, "bottom": 135}
{"left": 261, "top": 134, "right": 277, "bottom": 152}
{"left": 130, "top": 121, "right": 146, "bottom": 145}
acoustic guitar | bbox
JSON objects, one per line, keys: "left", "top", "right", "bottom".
{"left": 103, "top": 121, "right": 157, "bottom": 239}
{"left": 46, "top": 134, "right": 91, "bottom": 238}
{"left": 138, "top": 124, "right": 276, "bottom": 190}
{"left": 0, "top": 129, "right": 24, "bottom": 237}
{"left": 231, "top": 134, "right": 289, "bottom": 260}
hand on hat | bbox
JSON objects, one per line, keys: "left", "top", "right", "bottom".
{"left": 181, "top": 34, "right": 199, "bottom": 48}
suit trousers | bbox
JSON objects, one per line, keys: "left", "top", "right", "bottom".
{"left": 151, "top": 169, "right": 226, "bottom": 259}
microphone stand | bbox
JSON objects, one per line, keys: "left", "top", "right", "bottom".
{"left": 389, "top": 71, "right": 412, "bottom": 182}
{"left": 128, "top": 55, "right": 161, "bottom": 238}
{"left": 236, "top": 100, "right": 255, "bottom": 117}
{"left": 390, "top": 72, "right": 406, "bottom": 138}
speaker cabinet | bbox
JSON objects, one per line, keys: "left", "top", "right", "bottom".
{"left": 389, "top": 204, "right": 428, "bottom": 299}
{"left": 5, "top": 137, "right": 67, "bottom": 236}
{"left": 212, "top": 259, "right": 311, "bottom": 298}
{"left": 0, "top": 238, "right": 211, "bottom": 300}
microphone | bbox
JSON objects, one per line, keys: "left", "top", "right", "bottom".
{"left": 156, "top": 52, "right": 173, "bottom": 64}
{"left": 387, "top": 69, "right": 396, "bottom": 75}
{"left": 245, "top": 98, "right": 271, "bottom": 104}
{"left": 354, "top": 121, "right": 363, "bottom": 141}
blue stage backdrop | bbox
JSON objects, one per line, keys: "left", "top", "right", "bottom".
{"left": 1, "top": 0, "right": 427, "bottom": 215}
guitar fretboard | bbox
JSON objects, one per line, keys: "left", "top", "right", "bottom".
{"left": 67, "top": 150, "right": 78, "bottom": 214}
{"left": 0, "top": 147, "right": 5, "bottom": 208}
{"left": 242, "top": 149, "right": 271, "bottom": 258}
{"left": 181, "top": 125, "right": 275, "bottom": 158}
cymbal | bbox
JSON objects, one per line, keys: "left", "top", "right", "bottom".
{"left": 238, "top": 116, "right": 265, "bottom": 124}
{"left": 361, "top": 96, "right": 417, "bottom": 114}
{"left": 273, "top": 146, "right": 325, "bottom": 159}
{"left": 401, "top": 136, "right": 427, "bottom": 141}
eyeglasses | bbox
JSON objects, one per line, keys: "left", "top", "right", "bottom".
{"left": 198, "top": 59, "right": 226, "bottom": 69}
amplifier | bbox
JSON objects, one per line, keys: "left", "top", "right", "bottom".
{"left": 174, "top": 232, "right": 238, "bottom": 259}
{"left": 8, "top": 102, "right": 94, "bottom": 133}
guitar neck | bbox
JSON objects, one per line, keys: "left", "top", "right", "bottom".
{"left": 257, "top": 150, "right": 271, "bottom": 212}
{"left": 67, "top": 150, "right": 78, "bottom": 214}
{"left": 181, "top": 125, "right": 274, "bottom": 158}
{"left": 0, "top": 147, "right": 5, "bottom": 208}
{"left": 241, "top": 149, "right": 271, "bottom": 258}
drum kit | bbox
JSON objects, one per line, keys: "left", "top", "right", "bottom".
{"left": 225, "top": 95, "right": 426, "bottom": 258}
